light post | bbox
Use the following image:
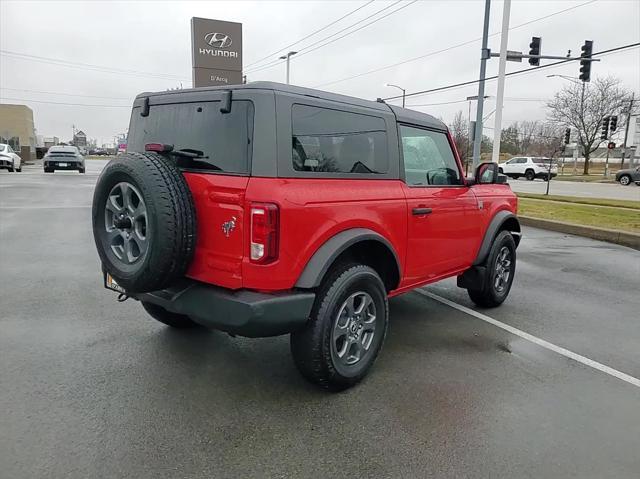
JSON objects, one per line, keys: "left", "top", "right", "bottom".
{"left": 279, "top": 51, "right": 297, "bottom": 85}
{"left": 384, "top": 83, "right": 406, "bottom": 108}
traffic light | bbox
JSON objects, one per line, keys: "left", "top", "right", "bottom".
{"left": 609, "top": 115, "right": 618, "bottom": 132}
{"left": 579, "top": 40, "right": 593, "bottom": 82}
{"left": 564, "top": 128, "right": 571, "bottom": 144}
{"left": 601, "top": 117, "right": 610, "bottom": 140}
{"left": 529, "top": 37, "right": 541, "bottom": 66}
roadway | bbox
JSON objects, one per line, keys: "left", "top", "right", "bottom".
{"left": 508, "top": 176, "right": 640, "bottom": 201}
{"left": 1, "top": 160, "right": 639, "bottom": 478}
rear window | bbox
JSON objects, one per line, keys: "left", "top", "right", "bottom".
{"left": 291, "top": 104, "right": 388, "bottom": 174}
{"left": 127, "top": 100, "right": 254, "bottom": 174}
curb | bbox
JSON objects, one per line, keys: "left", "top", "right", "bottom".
{"left": 519, "top": 216, "right": 640, "bottom": 251}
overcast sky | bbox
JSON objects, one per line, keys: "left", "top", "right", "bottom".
{"left": 1, "top": 0, "right": 638, "bottom": 145}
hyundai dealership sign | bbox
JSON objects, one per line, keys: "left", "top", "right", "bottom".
{"left": 191, "top": 17, "right": 242, "bottom": 87}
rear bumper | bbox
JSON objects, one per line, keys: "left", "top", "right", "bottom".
{"left": 44, "top": 160, "right": 84, "bottom": 170}
{"left": 135, "top": 279, "right": 315, "bottom": 337}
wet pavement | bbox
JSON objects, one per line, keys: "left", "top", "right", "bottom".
{"left": 1, "top": 161, "right": 639, "bottom": 478}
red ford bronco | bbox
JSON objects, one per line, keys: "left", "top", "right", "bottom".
{"left": 92, "top": 82, "right": 520, "bottom": 390}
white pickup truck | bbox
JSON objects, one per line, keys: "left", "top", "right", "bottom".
{"left": 499, "top": 156, "right": 558, "bottom": 181}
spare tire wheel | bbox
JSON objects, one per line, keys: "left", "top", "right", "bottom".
{"left": 92, "top": 152, "right": 196, "bottom": 293}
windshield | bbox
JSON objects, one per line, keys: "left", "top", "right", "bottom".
{"left": 127, "top": 99, "right": 254, "bottom": 174}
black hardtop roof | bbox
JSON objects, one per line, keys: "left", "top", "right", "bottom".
{"left": 136, "top": 81, "right": 446, "bottom": 131}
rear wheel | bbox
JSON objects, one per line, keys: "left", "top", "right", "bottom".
{"left": 525, "top": 169, "right": 535, "bottom": 181}
{"left": 467, "top": 230, "right": 516, "bottom": 308}
{"left": 290, "top": 264, "right": 389, "bottom": 391}
{"left": 141, "top": 301, "right": 199, "bottom": 329}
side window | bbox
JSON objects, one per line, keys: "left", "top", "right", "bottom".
{"left": 518, "top": 158, "right": 528, "bottom": 164}
{"left": 399, "top": 125, "right": 461, "bottom": 186}
{"left": 291, "top": 104, "right": 388, "bottom": 174}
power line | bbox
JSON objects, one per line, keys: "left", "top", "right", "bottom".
{"left": 0, "top": 97, "right": 131, "bottom": 107}
{"left": 246, "top": 0, "right": 415, "bottom": 75}
{"left": 294, "top": 0, "right": 418, "bottom": 60}
{"left": 406, "top": 97, "right": 546, "bottom": 107}
{"left": 313, "top": 0, "right": 598, "bottom": 88}
{"left": 246, "top": 1, "right": 405, "bottom": 74}
{"left": 0, "top": 87, "right": 131, "bottom": 101}
{"left": 383, "top": 43, "right": 640, "bottom": 101}
{"left": 0, "top": 50, "right": 190, "bottom": 82}
{"left": 244, "top": 0, "right": 375, "bottom": 69}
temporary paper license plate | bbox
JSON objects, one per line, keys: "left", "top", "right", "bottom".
{"left": 58, "top": 162, "right": 68, "bottom": 167}
{"left": 104, "top": 272, "right": 126, "bottom": 293}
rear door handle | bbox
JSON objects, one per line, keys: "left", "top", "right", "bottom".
{"left": 412, "top": 207, "right": 432, "bottom": 216}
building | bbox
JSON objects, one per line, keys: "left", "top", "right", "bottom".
{"left": 73, "top": 130, "right": 87, "bottom": 148}
{"left": 0, "top": 104, "right": 37, "bottom": 160}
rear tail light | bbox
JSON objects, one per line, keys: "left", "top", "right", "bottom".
{"left": 145, "top": 143, "right": 173, "bottom": 152}
{"left": 250, "top": 203, "right": 279, "bottom": 264}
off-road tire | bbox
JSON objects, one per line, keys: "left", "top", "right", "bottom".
{"left": 467, "top": 230, "right": 516, "bottom": 308}
{"left": 290, "top": 263, "right": 389, "bottom": 391}
{"left": 141, "top": 301, "right": 199, "bottom": 329}
{"left": 525, "top": 169, "right": 535, "bottom": 181}
{"left": 92, "top": 152, "right": 196, "bottom": 293}
{"left": 619, "top": 175, "right": 631, "bottom": 186}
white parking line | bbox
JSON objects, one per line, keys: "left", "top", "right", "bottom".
{"left": 417, "top": 289, "right": 640, "bottom": 388}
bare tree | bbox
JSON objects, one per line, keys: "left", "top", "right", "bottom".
{"left": 547, "top": 77, "right": 631, "bottom": 174}
{"left": 448, "top": 110, "right": 470, "bottom": 167}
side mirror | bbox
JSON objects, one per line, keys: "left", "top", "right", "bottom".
{"left": 471, "top": 162, "right": 506, "bottom": 185}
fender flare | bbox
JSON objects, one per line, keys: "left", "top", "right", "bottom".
{"left": 473, "top": 211, "right": 521, "bottom": 266}
{"left": 295, "top": 228, "right": 401, "bottom": 289}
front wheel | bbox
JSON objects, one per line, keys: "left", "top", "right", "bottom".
{"left": 291, "top": 264, "right": 389, "bottom": 391}
{"left": 619, "top": 175, "right": 631, "bottom": 186}
{"left": 467, "top": 230, "right": 516, "bottom": 308}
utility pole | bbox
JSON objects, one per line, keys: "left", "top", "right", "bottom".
{"left": 472, "top": 0, "right": 491, "bottom": 170}
{"left": 491, "top": 0, "right": 511, "bottom": 165}
{"left": 620, "top": 92, "right": 635, "bottom": 168}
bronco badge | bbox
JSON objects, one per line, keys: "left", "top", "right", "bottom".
{"left": 221, "top": 216, "right": 237, "bottom": 237}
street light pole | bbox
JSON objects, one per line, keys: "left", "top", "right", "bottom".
{"left": 385, "top": 83, "right": 406, "bottom": 107}
{"left": 472, "top": 0, "right": 492, "bottom": 170}
{"left": 491, "top": 0, "right": 511, "bottom": 164}
{"left": 279, "top": 51, "right": 298, "bottom": 84}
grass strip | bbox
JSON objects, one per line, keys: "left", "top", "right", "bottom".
{"left": 516, "top": 193, "right": 640, "bottom": 210}
{"left": 518, "top": 198, "right": 640, "bottom": 234}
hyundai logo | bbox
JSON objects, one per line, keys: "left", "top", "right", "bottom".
{"left": 204, "top": 32, "right": 233, "bottom": 48}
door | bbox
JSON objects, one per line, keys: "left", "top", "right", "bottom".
{"left": 399, "top": 125, "right": 481, "bottom": 285}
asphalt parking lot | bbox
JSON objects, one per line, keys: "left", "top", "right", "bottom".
{"left": 1, "top": 160, "right": 639, "bottom": 478}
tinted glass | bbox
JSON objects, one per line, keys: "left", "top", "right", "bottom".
{"left": 128, "top": 100, "right": 254, "bottom": 174}
{"left": 399, "top": 125, "right": 461, "bottom": 186}
{"left": 0, "top": 145, "right": 5, "bottom": 152}
{"left": 291, "top": 104, "right": 388, "bottom": 174}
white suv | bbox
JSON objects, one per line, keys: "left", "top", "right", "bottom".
{"left": 499, "top": 156, "right": 557, "bottom": 181}
{"left": 0, "top": 143, "right": 22, "bottom": 172}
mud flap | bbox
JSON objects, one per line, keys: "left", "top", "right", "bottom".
{"left": 457, "top": 265, "right": 487, "bottom": 290}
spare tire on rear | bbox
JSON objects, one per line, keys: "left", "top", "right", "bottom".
{"left": 92, "top": 152, "right": 196, "bottom": 293}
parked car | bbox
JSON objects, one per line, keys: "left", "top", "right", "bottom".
{"left": 615, "top": 166, "right": 640, "bottom": 186}
{"left": 92, "top": 82, "right": 521, "bottom": 391}
{"left": 44, "top": 145, "right": 85, "bottom": 173}
{"left": 499, "top": 156, "right": 557, "bottom": 181}
{"left": 0, "top": 143, "right": 22, "bottom": 172}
